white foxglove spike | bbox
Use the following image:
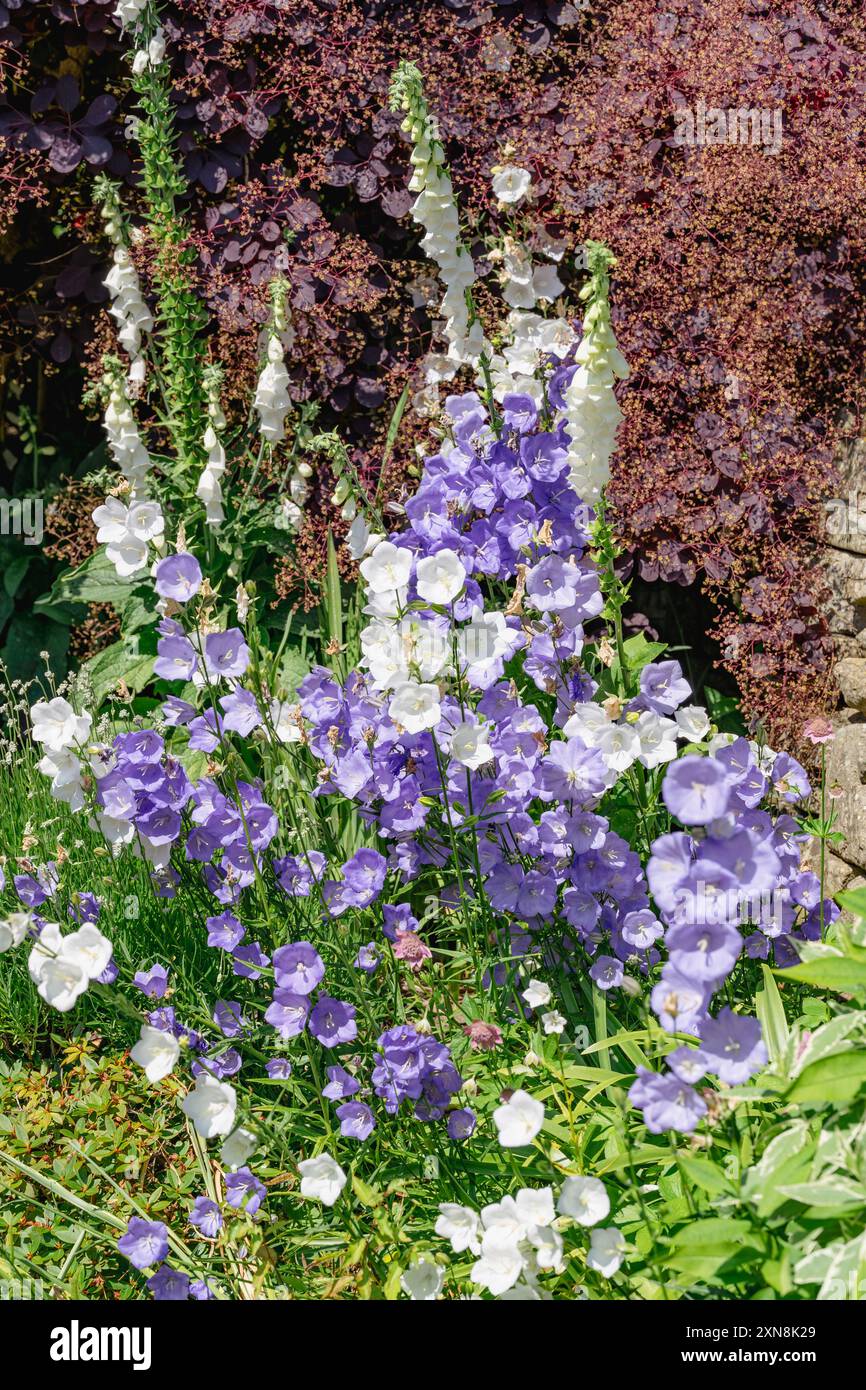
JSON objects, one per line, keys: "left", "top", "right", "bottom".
{"left": 96, "top": 370, "right": 162, "bottom": 576}
{"left": 254, "top": 333, "right": 291, "bottom": 445}
{"left": 197, "top": 367, "right": 228, "bottom": 528}
{"left": 560, "top": 246, "right": 629, "bottom": 503}
{"left": 390, "top": 62, "right": 489, "bottom": 383}
{"left": 98, "top": 198, "right": 152, "bottom": 385}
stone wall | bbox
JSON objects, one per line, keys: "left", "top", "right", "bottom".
{"left": 824, "top": 424, "right": 866, "bottom": 893}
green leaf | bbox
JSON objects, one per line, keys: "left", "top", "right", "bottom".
{"left": 383, "top": 1259, "right": 403, "bottom": 1300}
{"left": 116, "top": 588, "right": 157, "bottom": 635}
{"left": 794, "top": 1231, "right": 866, "bottom": 1298}
{"left": 177, "top": 747, "right": 209, "bottom": 783}
{"left": 36, "top": 549, "right": 136, "bottom": 611}
{"left": 743, "top": 1121, "right": 812, "bottom": 1199}
{"left": 276, "top": 645, "right": 310, "bottom": 698}
{"left": 792, "top": 1012, "right": 864, "bottom": 1075}
{"left": 666, "top": 1218, "right": 763, "bottom": 1278}
{"left": 761, "top": 1252, "right": 793, "bottom": 1297}
{"left": 838, "top": 887, "right": 866, "bottom": 922}
{"left": 621, "top": 632, "right": 667, "bottom": 671}
{"left": 324, "top": 531, "right": 343, "bottom": 667}
{"left": 756, "top": 964, "right": 789, "bottom": 1067}
{"left": 676, "top": 1152, "right": 735, "bottom": 1197}
{"left": 776, "top": 953, "right": 866, "bottom": 996}
{"left": 794, "top": 1246, "right": 837, "bottom": 1285}
{"left": 786, "top": 1051, "right": 866, "bottom": 1105}
{"left": 776, "top": 1180, "right": 866, "bottom": 1211}
{"left": 83, "top": 640, "right": 154, "bottom": 705}
{"left": 351, "top": 1174, "right": 382, "bottom": 1209}
{"left": 3, "top": 554, "right": 29, "bottom": 598}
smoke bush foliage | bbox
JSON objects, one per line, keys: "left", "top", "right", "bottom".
{"left": 2, "top": 1, "right": 866, "bottom": 729}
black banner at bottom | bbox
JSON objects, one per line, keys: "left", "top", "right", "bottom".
{"left": 0, "top": 1295, "right": 853, "bottom": 1375}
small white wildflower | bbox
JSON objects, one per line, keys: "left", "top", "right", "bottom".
{"left": 181, "top": 1074, "right": 238, "bottom": 1139}
{"left": 522, "top": 979, "right": 552, "bottom": 1010}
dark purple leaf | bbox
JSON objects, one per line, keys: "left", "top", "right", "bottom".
{"left": 48, "top": 134, "right": 82, "bottom": 173}
{"left": 200, "top": 161, "right": 228, "bottom": 194}
{"left": 50, "top": 331, "right": 72, "bottom": 363}
{"left": 84, "top": 94, "right": 117, "bottom": 126}
{"left": 79, "top": 132, "right": 112, "bottom": 166}
{"left": 55, "top": 74, "right": 80, "bottom": 114}
{"left": 381, "top": 187, "right": 412, "bottom": 219}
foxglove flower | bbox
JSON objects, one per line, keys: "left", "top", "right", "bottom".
{"left": 559, "top": 242, "right": 629, "bottom": 502}
{"left": 390, "top": 62, "right": 485, "bottom": 372}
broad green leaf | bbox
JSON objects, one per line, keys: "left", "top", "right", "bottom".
{"left": 621, "top": 632, "right": 667, "bottom": 671}
{"left": 676, "top": 1152, "right": 735, "bottom": 1197}
{"left": 668, "top": 1217, "right": 755, "bottom": 1249}
{"left": 744, "top": 1120, "right": 811, "bottom": 1187}
{"left": 83, "top": 640, "right": 154, "bottom": 705}
{"left": 793, "top": 1012, "right": 864, "bottom": 1075}
{"left": 776, "top": 1180, "right": 866, "bottom": 1211}
{"left": 838, "top": 886, "right": 866, "bottom": 922}
{"left": 786, "top": 1051, "right": 866, "bottom": 1105}
{"left": 36, "top": 548, "right": 136, "bottom": 610}
{"left": 743, "top": 1122, "right": 815, "bottom": 1217}
{"left": 794, "top": 1246, "right": 837, "bottom": 1285}
{"left": 795, "top": 1231, "right": 866, "bottom": 1300}
{"left": 177, "top": 747, "right": 209, "bottom": 783}
{"left": 666, "top": 1218, "right": 764, "bottom": 1278}
{"left": 776, "top": 953, "right": 866, "bottom": 995}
